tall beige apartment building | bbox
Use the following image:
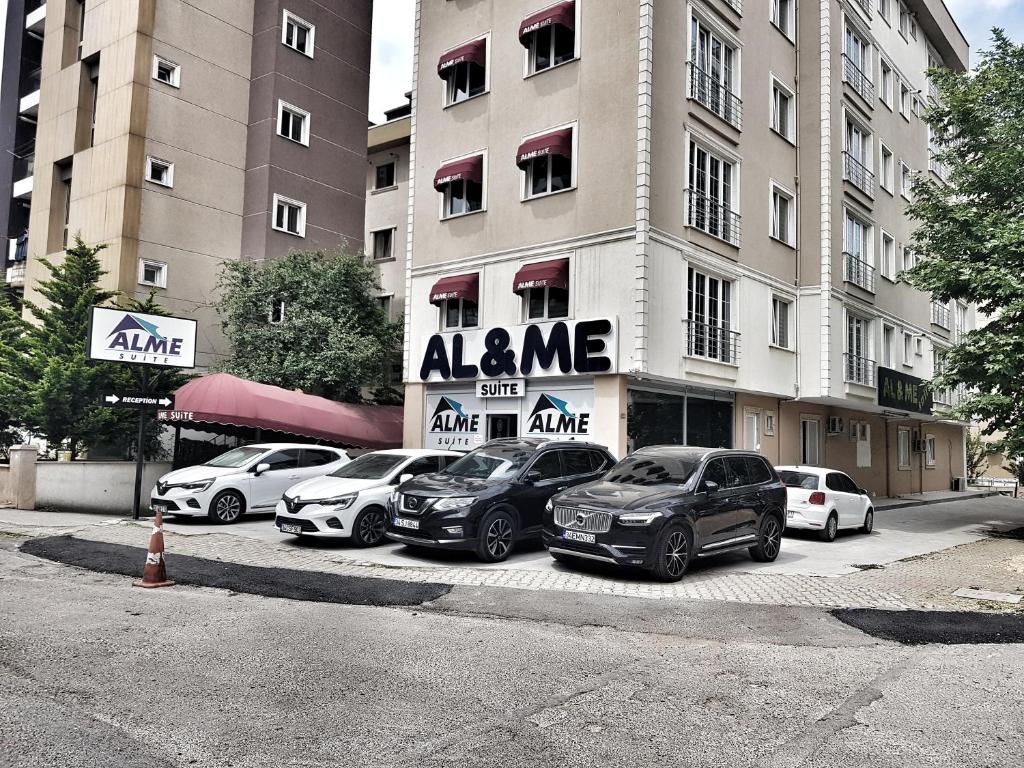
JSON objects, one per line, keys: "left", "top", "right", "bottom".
{"left": 9, "top": 0, "right": 372, "bottom": 368}
{"left": 399, "top": 0, "right": 973, "bottom": 496}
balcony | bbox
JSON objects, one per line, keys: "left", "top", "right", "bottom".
{"left": 844, "top": 353, "right": 877, "bottom": 387}
{"left": 685, "top": 188, "right": 741, "bottom": 246}
{"left": 843, "top": 251, "right": 876, "bottom": 293}
{"left": 723, "top": 0, "right": 742, "bottom": 13}
{"left": 19, "top": 67, "right": 41, "bottom": 117}
{"left": 928, "top": 155, "right": 946, "bottom": 180}
{"left": 850, "top": 0, "right": 872, "bottom": 17}
{"left": 931, "top": 301, "right": 951, "bottom": 329}
{"left": 843, "top": 151, "right": 876, "bottom": 196}
{"left": 5, "top": 263, "right": 26, "bottom": 289}
{"left": 685, "top": 319, "right": 740, "bottom": 365}
{"left": 25, "top": 2, "right": 46, "bottom": 35}
{"left": 687, "top": 62, "right": 742, "bottom": 130}
{"left": 12, "top": 154, "right": 34, "bottom": 200}
{"left": 842, "top": 54, "right": 874, "bottom": 103}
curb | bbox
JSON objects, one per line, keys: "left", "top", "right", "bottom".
{"left": 875, "top": 491, "right": 1003, "bottom": 511}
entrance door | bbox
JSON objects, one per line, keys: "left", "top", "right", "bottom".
{"left": 487, "top": 414, "right": 517, "bottom": 440}
{"left": 800, "top": 418, "right": 820, "bottom": 465}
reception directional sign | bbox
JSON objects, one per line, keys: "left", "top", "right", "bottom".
{"left": 88, "top": 306, "right": 197, "bottom": 369}
{"left": 100, "top": 393, "right": 175, "bottom": 410}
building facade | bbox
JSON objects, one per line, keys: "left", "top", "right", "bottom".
{"left": 1, "top": 0, "right": 371, "bottom": 367}
{"left": 402, "top": 0, "right": 972, "bottom": 496}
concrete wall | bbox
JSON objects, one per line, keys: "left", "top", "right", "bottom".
{"left": 0, "top": 465, "right": 10, "bottom": 504}
{"left": 36, "top": 461, "right": 172, "bottom": 514}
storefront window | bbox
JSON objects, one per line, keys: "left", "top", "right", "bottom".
{"left": 627, "top": 389, "right": 733, "bottom": 451}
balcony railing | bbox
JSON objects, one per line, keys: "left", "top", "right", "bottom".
{"left": 723, "top": 0, "right": 742, "bottom": 12}
{"left": 928, "top": 155, "right": 946, "bottom": 180}
{"left": 844, "top": 353, "right": 877, "bottom": 387}
{"left": 931, "top": 301, "right": 951, "bottom": 329}
{"left": 842, "top": 54, "right": 874, "bottom": 103}
{"left": 843, "top": 251, "right": 876, "bottom": 293}
{"left": 5, "top": 263, "right": 26, "bottom": 288}
{"left": 687, "top": 62, "right": 742, "bottom": 129}
{"left": 843, "top": 151, "right": 875, "bottom": 196}
{"left": 685, "top": 319, "right": 740, "bottom": 365}
{"left": 685, "top": 188, "right": 741, "bottom": 246}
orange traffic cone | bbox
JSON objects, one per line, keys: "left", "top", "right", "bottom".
{"left": 132, "top": 510, "right": 175, "bottom": 589}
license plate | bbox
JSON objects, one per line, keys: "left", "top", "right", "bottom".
{"left": 787, "top": 511, "right": 795, "bottom": 518}
{"left": 394, "top": 517, "right": 420, "bottom": 530}
{"left": 563, "top": 530, "right": 596, "bottom": 544}
{"left": 152, "top": 504, "right": 167, "bottom": 515}
{"left": 281, "top": 523, "right": 303, "bottom": 534}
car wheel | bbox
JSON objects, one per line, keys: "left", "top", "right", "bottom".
{"left": 352, "top": 506, "right": 388, "bottom": 547}
{"left": 750, "top": 514, "right": 784, "bottom": 562}
{"left": 476, "top": 509, "right": 516, "bottom": 563}
{"left": 208, "top": 490, "right": 244, "bottom": 524}
{"left": 860, "top": 508, "right": 874, "bottom": 534}
{"left": 648, "top": 525, "right": 691, "bottom": 582}
{"left": 819, "top": 512, "right": 839, "bottom": 542}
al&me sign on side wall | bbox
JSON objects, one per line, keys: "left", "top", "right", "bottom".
{"left": 88, "top": 307, "right": 198, "bottom": 369}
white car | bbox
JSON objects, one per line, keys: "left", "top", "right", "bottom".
{"left": 775, "top": 465, "right": 874, "bottom": 541}
{"left": 151, "top": 443, "right": 350, "bottom": 523}
{"left": 274, "top": 449, "right": 460, "bottom": 545}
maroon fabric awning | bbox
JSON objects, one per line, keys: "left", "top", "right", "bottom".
{"left": 433, "top": 155, "right": 484, "bottom": 190}
{"left": 513, "top": 258, "right": 569, "bottom": 294}
{"left": 437, "top": 38, "right": 486, "bottom": 77}
{"left": 158, "top": 373, "right": 403, "bottom": 449}
{"left": 519, "top": 1, "right": 575, "bottom": 45}
{"left": 429, "top": 273, "right": 479, "bottom": 305}
{"left": 516, "top": 128, "right": 573, "bottom": 168}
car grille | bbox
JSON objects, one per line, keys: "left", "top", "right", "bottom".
{"left": 399, "top": 494, "right": 430, "bottom": 516}
{"left": 554, "top": 506, "right": 613, "bottom": 534}
{"left": 275, "top": 515, "right": 318, "bottom": 533}
{"left": 156, "top": 482, "right": 170, "bottom": 496}
{"left": 282, "top": 496, "right": 309, "bottom": 515}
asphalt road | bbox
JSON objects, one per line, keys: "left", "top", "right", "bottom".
{"left": 2, "top": 538, "right": 1022, "bottom": 767}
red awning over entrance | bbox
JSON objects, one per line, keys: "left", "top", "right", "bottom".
{"left": 437, "top": 38, "right": 487, "bottom": 77}
{"left": 429, "top": 273, "right": 479, "bottom": 305}
{"left": 516, "top": 128, "right": 573, "bottom": 169}
{"left": 513, "top": 258, "right": 569, "bottom": 294}
{"left": 160, "top": 373, "right": 402, "bottom": 449}
{"left": 519, "top": 1, "right": 576, "bottom": 45}
{"left": 433, "top": 155, "right": 484, "bottom": 190}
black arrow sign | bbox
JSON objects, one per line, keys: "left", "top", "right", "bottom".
{"left": 99, "top": 393, "right": 175, "bottom": 410}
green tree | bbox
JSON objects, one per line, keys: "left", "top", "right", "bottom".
{"left": 905, "top": 30, "right": 1024, "bottom": 459}
{"left": 216, "top": 249, "right": 402, "bottom": 403}
{"left": 0, "top": 279, "right": 29, "bottom": 458}
{"left": 965, "top": 431, "right": 989, "bottom": 480}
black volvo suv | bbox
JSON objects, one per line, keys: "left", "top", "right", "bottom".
{"left": 386, "top": 438, "right": 615, "bottom": 562}
{"left": 542, "top": 446, "right": 787, "bottom": 581}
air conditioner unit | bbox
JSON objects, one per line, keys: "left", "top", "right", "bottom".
{"left": 827, "top": 416, "right": 844, "bottom": 435}
{"left": 912, "top": 439, "right": 928, "bottom": 453}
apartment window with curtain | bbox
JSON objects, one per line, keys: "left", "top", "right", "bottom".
{"left": 880, "top": 59, "right": 894, "bottom": 108}
{"left": 882, "top": 324, "right": 895, "bottom": 368}
{"left": 843, "top": 24, "right": 874, "bottom": 101}
{"left": 686, "top": 267, "right": 736, "bottom": 363}
{"left": 771, "top": 78, "right": 794, "bottom": 142}
{"left": 845, "top": 313, "right": 875, "bottom": 386}
{"left": 771, "top": 297, "right": 791, "bottom": 349}
{"left": 771, "top": 184, "right": 794, "bottom": 246}
{"left": 770, "top": 0, "right": 793, "bottom": 38}
{"left": 687, "top": 140, "right": 739, "bottom": 245}
{"left": 843, "top": 210, "right": 875, "bottom": 292}
{"left": 880, "top": 143, "right": 894, "bottom": 193}
{"left": 881, "top": 231, "right": 896, "bottom": 280}
{"left": 843, "top": 116, "right": 874, "bottom": 195}
{"left": 688, "top": 16, "right": 741, "bottom": 128}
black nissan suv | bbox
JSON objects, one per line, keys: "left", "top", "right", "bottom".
{"left": 386, "top": 438, "right": 616, "bottom": 562}
{"left": 542, "top": 446, "right": 787, "bottom": 581}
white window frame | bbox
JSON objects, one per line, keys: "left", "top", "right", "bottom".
{"left": 902, "top": 331, "right": 914, "bottom": 367}
{"left": 137, "top": 259, "right": 168, "bottom": 289}
{"left": 443, "top": 34, "right": 490, "bottom": 108}
{"left": 879, "top": 58, "right": 893, "bottom": 109}
{"left": 770, "top": 181, "right": 795, "bottom": 247}
{"left": 878, "top": 0, "right": 891, "bottom": 25}
{"left": 520, "top": 123, "right": 577, "bottom": 201}
{"left": 879, "top": 142, "right": 894, "bottom": 193}
{"left": 370, "top": 227, "right": 396, "bottom": 261}
{"left": 524, "top": 4, "right": 580, "bottom": 77}
{"left": 373, "top": 161, "right": 397, "bottom": 191}
{"left": 770, "top": 0, "right": 794, "bottom": 40}
{"left": 897, "top": 426, "right": 912, "bottom": 470}
{"left": 845, "top": 310, "right": 873, "bottom": 366}
{"left": 685, "top": 133, "right": 741, "bottom": 244}
{"left": 770, "top": 76, "right": 795, "bottom": 143}
{"left": 686, "top": 265, "right": 736, "bottom": 364}
{"left": 272, "top": 193, "right": 306, "bottom": 237}
{"left": 801, "top": 417, "right": 821, "bottom": 466}
{"left": 925, "top": 434, "right": 937, "bottom": 467}
{"left": 688, "top": 11, "right": 742, "bottom": 124}
{"left": 899, "top": 81, "right": 911, "bottom": 119}
{"left": 882, "top": 323, "right": 895, "bottom": 368}
{"left": 441, "top": 297, "right": 479, "bottom": 331}
{"left": 771, "top": 296, "right": 792, "bottom": 349}
{"left": 144, "top": 156, "right": 174, "bottom": 188}
{"left": 900, "top": 159, "right": 912, "bottom": 199}
{"left": 881, "top": 230, "right": 896, "bottom": 281}
{"left": 282, "top": 10, "right": 315, "bottom": 57}
{"left": 522, "top": 285, "right": 570, "bottom": 322}
{"left": 844, "top": 208, "right": 873, "bottom": 266}
{"left": 151, "top": 55, "right": 180, "bottom": 88}
{"left": 277, "top": 100, "right": 310, "bottom": 146}
{"left": 439, "top": 150, "right": 487, "bottom": 220}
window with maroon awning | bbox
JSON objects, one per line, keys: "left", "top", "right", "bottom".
{"left": 513, "top": 258, "right": 569, "bottom": 294}
{"left": 519, "top": 1, "right": 576, "bottom": 45}
{"left": 437, "top": 39, "right": 487, "bottom": 77}
{"left": 429, "top": 273, "right": 479, "bottom": 305}
{"left": 433, "top": 155, "right": 484, "bottom": 190}
{"left": 516, "top": 128, "right": 573, "bottom": 169}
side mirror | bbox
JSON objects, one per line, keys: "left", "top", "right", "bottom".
{"left": 860, "top": 488, "right": 870, "bottom": 496}
{"left": 523, "top": 470, "right": 542, "bottom": 485}
{"left": 399, "top": 473, "right": 414, "bottom": 485}
{"left": 254, "top": 462, "right": 271, "bottom": 476}
{"left": 702, "top": 480, "right": 720, "bottom": 495}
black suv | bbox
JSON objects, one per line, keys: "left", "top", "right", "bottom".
{"left": 542, "top": 446, "right": 787, "bottom": 581}
{"left": 386, "top": 438, "right": 616, "bottom": 562}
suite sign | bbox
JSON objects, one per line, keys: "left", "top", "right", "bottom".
{"left": 877, "top": 366, "right": 933, "bottom": 415}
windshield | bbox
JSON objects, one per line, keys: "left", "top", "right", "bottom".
{"left": 604, "top": 454, "right": 701, "bottom": 487}
{"left": 329, "top": 453, "right": 406, "bottom": 480}
{"left": 204, "top": 446, "right": 267, "bottom": 469}
{"left": 779, "top": 471, "right": 819, "bottom": 490}
{"left": 442, "top": 446, "right": 532, "bottom": 480}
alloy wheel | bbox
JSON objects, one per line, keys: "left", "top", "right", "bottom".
{"left": 360, "top": 510, "right": 387, "bottom": 544}
{"left": 216, "top": 494, "right": 242, "bottom": 522}
{"left": 486, "top": 518, "right": 513, "bottom": 559}
{"left": 827, "top": 516, "right": 837, "bottom": 539}
{"left": 664, "top": 531, "right": 688, "bottom": 577}
{"left": 864, "top": 510, "right": 874, "bottom": 533}
{"left": 763, "top": 519, "right": 782, "bottom": 559}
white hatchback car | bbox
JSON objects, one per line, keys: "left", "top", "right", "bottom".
{"left": 151, "top": 444, "right": 350, "bottom": 523}
{"left": 275, "top": 449, "right": 460, "bottom": 546}
{"left": 775, "top": 465, "right": 874, "bottom": 541}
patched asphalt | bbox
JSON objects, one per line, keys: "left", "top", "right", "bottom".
{"left": 20, "top": 535, "right": 451, "bottom": 607}
{"left": 833, "top": 608, "right": 1024, "bottom": 645}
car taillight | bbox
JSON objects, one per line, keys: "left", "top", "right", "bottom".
{"left": 808, "top": 492, "right": 826, "bottom": 505}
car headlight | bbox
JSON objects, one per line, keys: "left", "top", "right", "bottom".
{"left": 433, "top": 496, "right": 476, "bottom": 511}
{"left": 618, "top": 511, "right": 663, "bottom": 526}
{"left": 319, "top": 494, "right": 357, "bottom": 509}
{"left": 178, "top": 479, "right": 214, "bottom": 492}
{"left": 545, "top": 499, "right": 554, "bottom": 512}
{"left": 390, "top": 489, "right": 400, "bottom": 505}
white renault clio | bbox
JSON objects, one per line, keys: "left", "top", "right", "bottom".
{"left": 151, "top": 444, "right": 350, "bottom": 523}
{"left": 776, "top": 465, "right": 875, "bottom": 541}
{"left": 275, "top": 449, "right": 460, "bottom": 546}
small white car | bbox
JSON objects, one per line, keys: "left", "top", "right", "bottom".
{"left": 775, "top": 465, "right": 874, "bottom": 541}
{"left": 274, "top": 449, "right": 460, "bottom": 545}
{"left": 151, "top": 444, "right": 350, "bottom": 523}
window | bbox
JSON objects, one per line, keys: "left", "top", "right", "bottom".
{"left": 152, "top": 56, "right": 180, "bottom": 87}
{"left": 525, "top": 152, "right": 573, "bottom": 198}
{"left": 747, "top": 457, "right": 774, "bottom": 485}
{"left": 771, "top": 0, "right": 793, "bottom": 38}
{"left": 301, "top": 449, "right": 339, "bottom": 468}
{"left": 902, "top": 331, "right": 914, "bottom": 366}
{"left": 931, "top": 299, "right": 951, "bottom": 329}
{"left": 687, "top": 140, "right": 739, "bottom": 244}
{"left": 703, "top": 458, "right": 729, "bottom": 488}
{"left": 277, "top": 101, "right": 310, "bottom": 146}
{"left": 881, "top": 231, "right": 896, "bottom": 280}
{"left": 743, "top": 410, "right": 760, "bottom": 451}
{"left": 377, "top": 295, "right": 393, "bottom": 317}
{"left": 846, "top": 313, "right": 875, "bottom": 385}
{"left": 899, "top": 2, "right": 910, "bottom": 38}
{"left": 270, "top": 300, "right": 285, "bottom": 325}
{"left": 689, "top": 17, "right": 740, "bottom": 127}
{"left": 59, "top": 172, "right": 73, "bottom": 250}
{"left": 801, "top": 418, "right": 820, "bottom": 465}
{"left": 138, "top": 259, "right": 167, "bottom": 288}
{"left": 375, "top": 162, "right": 396, "bottom": 190}
{"left": 76, "top": 0, "right": 85, "bottom": 60}
{"left": 903, "top": 244, "right": 917, "bottom": 271}
{"left": 900, "top": 160, "right": 912, "bottom": 198}
{"left": 145, "top": 157, "right": 173, "bottom": 187}
{"left": 527, "top": 22, "right": 576, "bottom": 74}
{"left": 955, "top": 303, "right": 967, "bottom": 343}
{"left": 726, "top": 456, "right": 753, "bottom": 487}
{"left": 843, "top": 24, "right": 873, "bottom": 101}
{"left": 899, "top": 81, "right": 910, "bottom": 117}
{"left": 282, "top": 10, "right": 314, "bottom": 57}
{"left": 686, "top": 267, "right": 735, "bottom": 363}
{"left": 563, "top": 450, "right": 593, "bottom": 477}
{"left": 844, "top": 210, "right": 874, "bottom": 291}
{"left": 371, "top": 228, "right": 394, "bottom": 261}
{"left": 445, "top": 60, "right": 486, "bottom": 106}
{"left": 925, "top": 435, "right": 936, "bottom": 466}
{"left": 771, "top": 79, "right": 794, "bottom": 141}
{"left": 843, "top": 117, "right": 874, "bottom": 194}
{"left": 272, "top": 194, "right": 306, "bottom": 236}
{"left": 529, "top": 451, "right": 564, "bottom": 481}
{"left": 262, "top": 449, "right": 303, "bottom": 471}
{"left": 879, "top": 59, "right": 893, "bottom": 108}
{"left": 771, "top": 184, "right": 794, "bottom": 245}
{"left": 86, "top": 64, "right": 99, "bottom": 148}
{"left": 404, "top": 457, "right": 443, "bottom": 477}
{"left": 897, "top": 427, "right": 911, "bottom": 469}
{"left": 882, "top": 324, "right": 895, "bottom": 368}
{"left": 525, "top": 287, "right": 569, "bottom": 320}
{"left": 444, "top": 178, "right": 483, "bottom": 217}
{"left": 771, "top": 297, "right": 790, "bottom": 348}
{"left": 878, "top": 0, "right": 891, "bottom": 23}
{"left": 443, "top": 298, "right": 478, "bottom": 330}
{"left": 880, "top": 143, "right": 894, "bottom": 193}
